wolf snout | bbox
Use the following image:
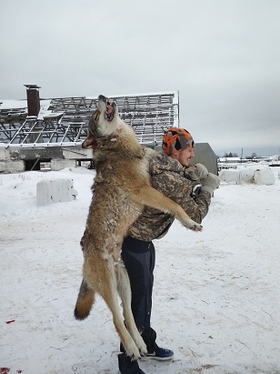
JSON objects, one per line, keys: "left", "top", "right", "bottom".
{"left": 98, "top": 94, "right": 115, "bottom": 108}
{"left": 98, "top": 94, "right": 107, "bottom": 102}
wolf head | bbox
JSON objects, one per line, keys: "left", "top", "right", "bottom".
{"left": 82, "top": 95, "right": 122, "bottom": 149}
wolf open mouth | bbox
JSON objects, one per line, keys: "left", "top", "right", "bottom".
{"left": 105, "top": 101, "right": 115, "bottom": 122}
{"left": 98, "top": 94, "right": 115, "bottom": 122}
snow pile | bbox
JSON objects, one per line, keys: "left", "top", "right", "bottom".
{"left": 1, "top": 166, "right": 280, "bottom": 374}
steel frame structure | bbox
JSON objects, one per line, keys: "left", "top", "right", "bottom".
{"left": 0, "top": 92, "right": 179, "bottom": 149}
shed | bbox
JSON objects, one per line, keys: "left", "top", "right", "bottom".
{"left": 189, "top": 142, "right": 218, "bottom": 175}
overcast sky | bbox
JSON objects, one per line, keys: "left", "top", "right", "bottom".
{"left": 1, "top": 0, "right": 279, "bottom": 156}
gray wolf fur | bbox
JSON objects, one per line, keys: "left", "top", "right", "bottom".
{"left": 74, "top": 95, "right": 202, "bottom": 360}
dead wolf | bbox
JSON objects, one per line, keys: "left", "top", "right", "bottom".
{"left": 74, "top": 95, "right": 202, "bottom": 360}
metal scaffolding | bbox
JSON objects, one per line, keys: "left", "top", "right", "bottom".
{"left": 0, "top": 91, "right": 179, "bottom": 149}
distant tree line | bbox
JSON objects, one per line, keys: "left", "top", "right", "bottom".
{"left": 219, "top": 152, "right": 259, "bottom": 159}
{"left": 223, "top": 152, "right": 238, "bottom": 157}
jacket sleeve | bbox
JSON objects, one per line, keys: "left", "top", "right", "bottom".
{"left": 151, "top": 169, "right": 211, "bottom": 225}
{"left": 127, "top": 152, "right": 212, "bottom": 241}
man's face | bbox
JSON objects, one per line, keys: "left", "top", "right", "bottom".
{"left": 171, "top": 145, "right": 195, "bottom": 167}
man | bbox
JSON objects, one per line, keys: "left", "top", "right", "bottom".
{"left": 118, "top": 127, "right": 220, "bottom": 374}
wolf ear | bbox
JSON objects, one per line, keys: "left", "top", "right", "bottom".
{"left": 82, "top": 133, "right": 96, "bottom": 149}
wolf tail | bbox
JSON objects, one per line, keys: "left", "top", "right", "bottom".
{"left": 74, "top": 279, "right": 95, "bottom": 320}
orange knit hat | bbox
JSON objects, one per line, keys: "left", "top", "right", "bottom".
{"left": 162, "top": 128, "right": 194, "bottom": 156}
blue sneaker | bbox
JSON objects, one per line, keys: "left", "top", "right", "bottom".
{"left": 118, "top": 353, "right": 146, "bottom": 374}
{"left": 146, "top": 344, "right": 174, "bottom": 361}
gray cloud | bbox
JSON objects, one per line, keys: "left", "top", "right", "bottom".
{"left": 1, "top": 0, "right": 279, "bottom": 155}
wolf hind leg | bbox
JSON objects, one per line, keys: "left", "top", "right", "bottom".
{"left": 116, "top": 261, "right": 147, "bottom": 356}
{"left": 74, "top": 278, "right": 95, "bottom": 320}
{"left": 98, "top": 256, "right": 141, "bottom": 360}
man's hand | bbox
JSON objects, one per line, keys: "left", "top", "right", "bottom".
{"left": 195, "top": 163, "right": 208, "bottom": 180}
{"left": 201, "top": 173, "right": 220, "bottom": 195}
{"left": 184, "top": 163, "right": 208, "bottom": 181}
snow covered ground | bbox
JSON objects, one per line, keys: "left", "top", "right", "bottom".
{"left": 1, "top": 165, "right": 280, "bottom": 374}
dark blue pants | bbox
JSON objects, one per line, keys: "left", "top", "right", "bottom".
{"left": 121, "top": 236, "right": 157, "bottom": 351}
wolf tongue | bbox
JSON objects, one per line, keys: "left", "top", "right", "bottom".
{"left": 106, "top": 104, "right": 114, "bottom": 115}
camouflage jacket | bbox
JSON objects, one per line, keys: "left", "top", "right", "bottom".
{"left": 127, "top": 151, "right": 211, "bottom": 241}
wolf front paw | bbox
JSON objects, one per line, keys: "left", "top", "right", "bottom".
{"left": 189, "top": 222, "right": 203, "bottom": 232}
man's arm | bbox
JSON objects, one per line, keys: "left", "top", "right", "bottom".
{"left": 127, "top": 171, "right": 211, "bottom": 242}
{"left": 127, "top": 153, "right": 214, "bottom": 241}
{"left": 151, "top": 169, "right": 211, "bottom": 225}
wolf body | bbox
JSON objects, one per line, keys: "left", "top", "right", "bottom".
{"left": 74, "top": 95, "right": 202, "bottom": 360}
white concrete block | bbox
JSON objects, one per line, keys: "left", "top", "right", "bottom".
{"left": 0, "top": 160, "right": 25, "bottom": 173}
{"left": 36, "top": 178, "right": 78, "bottom": 206}
{"left": 50, "top": 159, "right": 76, "bottom": 171}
